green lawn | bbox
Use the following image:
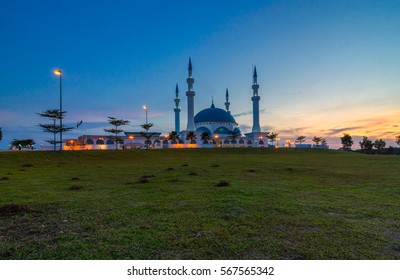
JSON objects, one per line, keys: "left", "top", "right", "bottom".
{"left": 0, "top": 148, "right": 399, "bottom": 259}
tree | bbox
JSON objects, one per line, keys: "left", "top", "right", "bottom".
{"left": 11, "top": 139, "right": 35, "bottom": 150}
{"left": 267, "top": 132, "right": 279, "bottom": 147}
{"left": 37, "top": 109, "right": 73, "bottom": 151}
{"left": 321, "top": 138, "right": 328, "bottom": 146}
{"left": 104, "top": 117, "right": 131, "bottom": 150}
{"left": 395, "top": 135, "right": 400, "bottom": 146}
{"left": 295, "top": 136, "right": 306, "bottom": 145}
{"left": 139, "top": 122, "right": 157, "bottom": 147}
{"left": 359, "top": 136, "right": 373, "bottom": 152}
{"left": 373, "top": 139, "right": 386, "bottom": 151}
{"left": 185, "top": 131, "right": 197, "bottom": 144}
{"left": 227, "top": 129, "right": 241, "bottom": 144}
{"left": 312, "top": 136, "right": 322, "bottom": 146}
{"left": 200, "top": 131, "right": 211, "bottom": 144}
{"left": 168, "top": 131, "right": 180, "bottom": 144}
{"left": 341, "top": 133, "right": 353, "bottom": 150}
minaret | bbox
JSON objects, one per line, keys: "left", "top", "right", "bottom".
{"left": 225, "top": 88, "right": 231, "bottom": 114}
{"left": 186, "top": 58, "right": 196, "bottom": 131}
{"left": 174, "top": 83, "right": 181, "bottom": 133}
{"left": 251, "top": 66, "right": 261, "bottom": 133}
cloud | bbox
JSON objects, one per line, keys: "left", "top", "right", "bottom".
{"left": 325, "top": 127, "right": 364, "bottom": 136}
{"left": 233, "top": 109, "right": 266, "bottom": 117}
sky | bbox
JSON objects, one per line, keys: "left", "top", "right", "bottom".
{"left": 0, "top": 0, "right": 399, "bottom": 149}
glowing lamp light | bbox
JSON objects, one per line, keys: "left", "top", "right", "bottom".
{"left": 143, "top": 105, "right": 148, "bottom": 110}
{"left": 54, "top": 69, "right": 62, "bottom": 76}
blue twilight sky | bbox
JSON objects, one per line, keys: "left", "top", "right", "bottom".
{"left": 0, "top": 0, "right": 399, "bottom": 149}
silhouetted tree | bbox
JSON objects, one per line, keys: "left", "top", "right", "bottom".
{"left": 267, "top": 132, "right": 279, "bottom": 147}
{"left": 140, "top": 122, "right": 157, "bottom": 147}
{"left": 168, "top": 131, "right": 180, "bottom": 144}
{"left": 37, "top": 109, "right": 73, "bottom": 151}
{"left": 227, "top": 130, "right": 241, "bottom": 144}
{"left": 359, "top": 136, "right": 373, "bottom": 152}
{"left": 321, "top": 138, "right": 328, "bottom": 146}
{"left": 201, "top": 131, "right": 211, "bottom": 144}
{"left": 341, "top": 133, "right": 353, "bottom": 150}
{"left": 186, "top": 131, "right": 197, "bottom": 144}
{"left": 295, "top": 136, "right": 306, "bottom": 145}
{"left": 395, "top": 135, "right": 400, "bottom": 146}
{"left": 11, "top": 139, "right": 35, "bottom": 150}
{"left": 312, "top": 136, "right": 322, "bottom": 146}
{"left": 373, "top": 139, "right": 386, "bottom": 151}
{"left": 104, "top": 117, "right": 131, "bottom": 150}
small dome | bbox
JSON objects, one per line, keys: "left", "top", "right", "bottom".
{"left": 194, "top": 105, "right": 237, "bottom": 124}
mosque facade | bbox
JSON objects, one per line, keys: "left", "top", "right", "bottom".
{"left": 61, "top": 59, "right": 269, "bottom": 150}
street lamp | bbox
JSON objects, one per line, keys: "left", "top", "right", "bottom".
{"left": 143, "top": 105, "right": 148, "bottom": 124}
{"left": 54, "top": 69, "right": 62, "bottom": 151}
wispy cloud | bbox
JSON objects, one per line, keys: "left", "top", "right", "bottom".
{"left": 233, "top": 109, "right": 266, "bottom": 118}
{"left": 325, "top": 126, "right": 364, "bottom": 136}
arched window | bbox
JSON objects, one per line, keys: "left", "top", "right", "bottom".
{"left": 247, "top": 140, "right": 252, "bottom": 145}
{"left": 196, "top": 126, "right": 211, "bottom": 134}
{"left": 87, "top": 139, "right": 94, "bottom": 145}
{"left": 106, "top": 139, "right": 114, "bottom": 145}
{"left": 214, "top": 126, "right": 230, "bottom": 135}
{"left": 259, "top": 140, "right": 264, "bottom": 145}
{"left": 96, "top": 139, "right": 104, "bottom": 145}
{"left": 224, "top": 139, "right": 230, "bottom": 144}
{"left": 231, "top": 139, "right": 237, "bottom": 144}
{"left": 239, "top": 139, "right": 244, "bottom": 144}
{"left": 162, "top": 140, "right": 168, "bottom": 145}
{"left": 154, "top": 140, "right": 160, "bottom": 145}
{"left": 119, "top": 140, "right": 124, "bottom": 144}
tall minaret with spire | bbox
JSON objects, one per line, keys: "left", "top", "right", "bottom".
{"left": 251, "top": 66, "right": 261, "bottom": 133}
{"left": 186, "top": 58, "right": 196, "bottom": 131}
{"left": 225, "top": 88, "right": 231, "bottom": 114}
{"left": 174, "top": 83, "right": 181, "bottom": 133}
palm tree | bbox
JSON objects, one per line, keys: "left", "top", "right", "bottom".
{"left": 295, "top": 136, "right": 306, "bottom": 145}
{"left": 321, "top": 138, "right": 328, "bottom": 146}
{"left": 227, "top": 130, "right": 241, "bottom": 144}
{"left": 267, "top": 132, "right": 279, "bottom": 147}
{"left": 168, "top": 131, "right": 180, "bottom": 144}
{"left": 186, "top": 131, "right": 197, "bottom": 144}
{"left": 140, "top": 123, "right": 157, "bottom": 147}
{"left": 200, "top": 131, "right": 211, "bottom": 144}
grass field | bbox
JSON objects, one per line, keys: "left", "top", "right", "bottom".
{"left": 0, "top": 148, "right": 399, "bottom": 259}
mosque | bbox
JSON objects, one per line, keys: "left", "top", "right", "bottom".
{"left": 63, "top": 59, "right": 269, "bottom": 150}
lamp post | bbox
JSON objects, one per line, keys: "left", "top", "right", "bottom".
{"left": 54, "top": 69, "right": 62, "bottom": 151}
{"left": 143, "top": 105, "right": 148, "bottom": 124}
{"left": 129, "top": 135, "right": 134, "bottom": 149}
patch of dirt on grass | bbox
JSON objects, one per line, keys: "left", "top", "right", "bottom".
{"left": 167, "top": 178, "right": 181, "bottom": 182}
{"left": 215, "top": 181, "right": 230, "bottom": 187}
{"left": 70, "top": 185, "right": 82, "bottom": 190}
{"left": 246, "top": 169, "right": 256, "bottom": 173}
{"left": 71, "top": 177, "right": 80, "bottom": 181}
{"left": 182, "top": 164, "right": 188, "bottom": 167}
{"left": 165, "top": 167, "right": 174, "bottom": 171}
{"left": 137, "top": 178, "right": 149, "bottom": 184}
{"left": 0, "top": 203, "right": 33, "bottom": 216}
{"left": 21, "top": 164, "right": 34, "bottom": 168}
{"left": 19, "top": 169, "right": 26, "bottom": 172}
{"left": 188, "top": 172, "right": 197, "bottom": 176}
{"left": 1, "top": 176, "right": 9, "bottom": 181}
{"left": 211, "top": 164, "right": 220, "bottom": 167}
{"left": 140, "top": 174, "right": 155, "bottom": 179}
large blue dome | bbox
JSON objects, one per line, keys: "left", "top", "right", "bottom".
{"left": 194, "top": 104, "right": 237, "bottom": 124}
